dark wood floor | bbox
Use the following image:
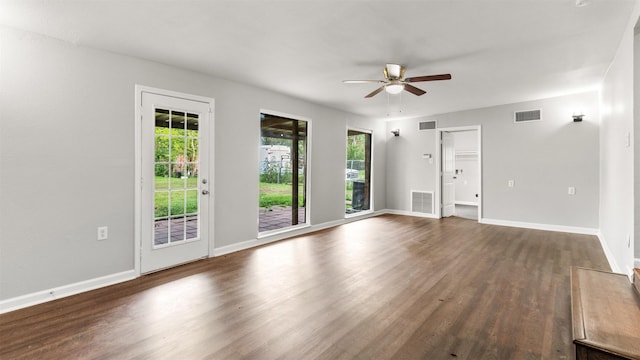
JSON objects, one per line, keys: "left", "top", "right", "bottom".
{"left": 0, "top": 215, "right": 610, "bottom": 359}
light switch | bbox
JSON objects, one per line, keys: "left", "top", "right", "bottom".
{"left": 508, "top": 180, "right": 514, "bottom": 188}
{"left": 568, "top": 187, "right": 576, "bottom": 195}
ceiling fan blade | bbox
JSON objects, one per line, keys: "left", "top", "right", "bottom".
{"left": 365, "top": 86, "right": 385, "bottom": 98}
{"left": 343, "top": 80, "right": 385, "bottom": 84}
{"left": 405, "top": 74, "right": 452, "bottom": 83}
{"left": 404, "top": 84, "right": 426, "bottom": 96}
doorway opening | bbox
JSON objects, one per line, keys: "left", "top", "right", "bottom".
{"left": 438, "top": 126, "right": 481, "bottom": 221}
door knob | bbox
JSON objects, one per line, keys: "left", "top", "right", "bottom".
{"left": 202, "top": 190, "right": 209, "bottom": 195}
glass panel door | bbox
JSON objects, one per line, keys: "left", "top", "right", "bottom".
{"left": 140, "top": 91, "right": 211, "bottom": 274}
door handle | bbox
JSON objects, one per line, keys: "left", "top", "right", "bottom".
{"left": 202, "top": 190, "right": 209, "bottom": 195}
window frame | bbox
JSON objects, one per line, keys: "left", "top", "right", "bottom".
{"left": 258, "top": 109, "right": 312, "bottom": 236}
{"left": 345, "top": 126, "right": 374, "bottom": 218}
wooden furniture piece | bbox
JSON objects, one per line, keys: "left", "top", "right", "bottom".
{"left": 571, "top": 267, "right": 640, "bottom": 360}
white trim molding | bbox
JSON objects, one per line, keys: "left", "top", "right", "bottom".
{"left": 480, "top": 218, "right": 598, "bottom": 235}
{"left": 0, "top": 270, "right": 136, "bottom": 315}
{"left": 455, "top": 201, "right": 478, "bottom": 206}
{"left": 596, "top": 231, "right": 622, "bottom": 274}
{"left": 384, "top": 208, "right": 439, "bottom": 219}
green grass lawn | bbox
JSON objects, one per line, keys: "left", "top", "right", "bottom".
{"left": 154, "top": 176, "right": 199, "bottom": 217}
{"left": 154, "top": 190, "right": 198, "bottom": 218}
{"left": 155, "top": 175, "right": 198, "bottom": 190}
{"left": 259, "top": 182, "right": 304, "bottom": 208}
{"left": 154, "top": 178, "right": 306, "bottom": 216}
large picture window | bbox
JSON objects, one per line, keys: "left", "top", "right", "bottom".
{"left": 259, "top": 113, "right": 308, "bottom": 232}
{"left": 346, "top": 129, "right": 371, "bottom": 215}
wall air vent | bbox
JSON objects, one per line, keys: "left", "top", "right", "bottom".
{"left": 514, "top": 109, "right": 542, "bottom": 123}
{"left": 419, "top": 120, "right": 437, "bottom": 130}
{"left": 411, "top": 191, "right": 434, "bottom": 215}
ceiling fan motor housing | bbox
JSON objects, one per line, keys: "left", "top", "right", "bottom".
{"left": 384, "top": 64, "right": 405, "bottom": 80}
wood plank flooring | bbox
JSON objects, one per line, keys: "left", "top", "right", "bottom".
{"left": 0, "top": 215, "right": 610, "bottom": 359}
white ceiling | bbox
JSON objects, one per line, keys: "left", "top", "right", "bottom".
{"left": 0, "top": 0, "right": 635, "bottom": 119}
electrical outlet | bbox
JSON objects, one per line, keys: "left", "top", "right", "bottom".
{"left": 97, "top": 226, "right": 108, "bottom": 241}
{"left": 568, "top": 187, "right": 575, "bottom": 195}
{"left": 508, "top": 180, "right": 514, "bottom": 188}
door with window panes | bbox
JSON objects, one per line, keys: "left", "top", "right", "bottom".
{"left": 141, "top": 91, "right": 211, "bottom": 273}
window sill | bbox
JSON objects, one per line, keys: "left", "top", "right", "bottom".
{"left": 345, "top": 210, "right": 373, "bottom": 220}
{"left": 257, "top": 223, "right": 311, "bottom": 239}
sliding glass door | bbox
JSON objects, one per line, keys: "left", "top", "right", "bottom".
{"left": 259, "top": 113, "right": 308, "bottom": 232}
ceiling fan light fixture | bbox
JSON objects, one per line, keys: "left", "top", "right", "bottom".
{"left": 385, "top": 84, "right": 404, "bottom": 94}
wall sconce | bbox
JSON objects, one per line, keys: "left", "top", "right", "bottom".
{"left": 391, "top": 129, "right": 400, "bottom": 137}
{"left": 572, "top": 112, "right": 585, "bottom": 122}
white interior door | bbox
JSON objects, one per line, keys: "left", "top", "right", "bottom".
{"left": 442, "top": 131, "right": 455, "bottom": 217}
{"left": 141, "top": 92, "right": 211, "bottom": 273}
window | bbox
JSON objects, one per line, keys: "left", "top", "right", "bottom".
{"left": 345, "top": 129, "right": 371, "bottom": 215}
{"left": 259, "top": 113, "right": 308, "bottom": 232}
{"left": 153, "top": 109, "right": 201, "bottom": 246}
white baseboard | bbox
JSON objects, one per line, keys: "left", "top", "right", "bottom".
{"left": 383, "top": 209, "right": 439, "bottom": 219}
{"left": 480, "top": 218, "right": 598, "bottom": 236}
{"left": 0, "top": 270, "right": 136, "bottom": 315}
{"left": 635, "top": 258, "right": 640, "bottom": 269}
{"left": 596, "top": 231, "right": 622, "bottom": 274}
{"left": 455, "top": 201, "right": 478, "bottom": 206}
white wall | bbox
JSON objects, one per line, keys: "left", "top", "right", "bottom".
{"left": 0, "top": 26, "right": 386, "bottom": 303}
{"left": 600, "top": 2, "right": 640, "bottom": 275}
{"left": 385, "top": 121, "right": 438, "bottom": 211}
{"left": 386, "top": 91, "right": 600, "bottom": 231}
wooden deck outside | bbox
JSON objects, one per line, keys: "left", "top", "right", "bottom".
{"left": 259, "top": 206, "right": 306, "bottom": 232}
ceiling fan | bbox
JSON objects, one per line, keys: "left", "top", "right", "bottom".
{"left": 343, "top": 64, "right": 451, "bottom": 98}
